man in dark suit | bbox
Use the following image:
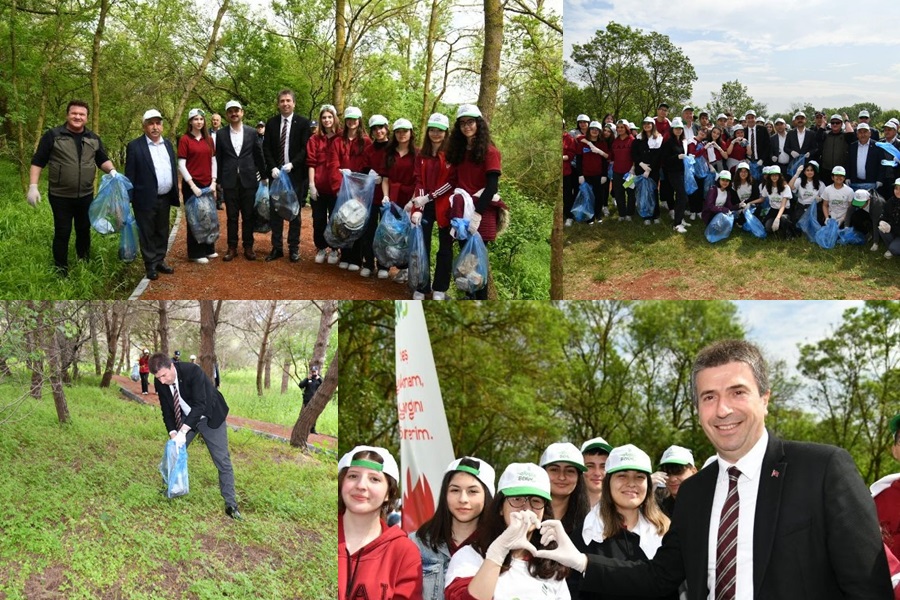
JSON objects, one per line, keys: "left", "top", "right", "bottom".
{"left": 215, "top": 100, "right": 266, "bottom": 262}
{"left": 848, "top": 123, "right": 886, "bottom": 248}
{"left": 743, "top": 110, "right": 772, "bottom": 169}
{"left": 125, "top": 109, "right": 179, "bottom": 280}
{"left": 148, "top": 352, "right": 241, "bottom": 520}
{"left": 298, "top": 364, "right": 322, "bottom": 433}
{"left": 262, "top": 89, "right": 311, "bottom": 262}
{"left": 784, "top": 111, "right": 818, "bottom": 167}
{"left": 535, "top": 339, "right": 892, "bottom": 599}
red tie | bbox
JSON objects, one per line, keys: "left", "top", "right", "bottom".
{"left": 172, "top": 385, "right": 183, "bottom": 430}
{"left": 280, "top": 118, "right": 288, "bottom": 166}
{"left": 715, "top": 467, "right": 741, "bottom": 600}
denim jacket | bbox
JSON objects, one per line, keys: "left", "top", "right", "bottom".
{"left": 409, "top": 531, "right": 451, "bottom": 600}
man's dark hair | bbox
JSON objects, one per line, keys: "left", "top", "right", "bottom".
{"left": 691, "top": 339, "right": 769, "bottom": 406}
{"left": 148, "top": 352, "right": 173, "bottom": 374}
{"left": 277, "top": 89, "right": 296, "bottom": 102}
{"left": 66, "top": 100, "right": 90, "bottom": 115}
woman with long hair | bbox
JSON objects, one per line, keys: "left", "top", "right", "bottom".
{"left": 307, "top": 104, "right": 342, "bottom": 265}
{"left": 631, "top": 117, "right": 663, "bottom": 224}
{"left": 411, "top": 457, "right": 495, "bottom": 600}
{"left": 731, "top": 161, "right": 761, "bottom": 227}
{"left": 789, "top": 160, "right": 825, "bottom": 228}
{"left": 576, "top": 121, "right": 610, "bottom": 225}
{"left": 609, "top": 120, "right": 636, "bottom": 221}
{"left": 358, "top": 114, "right": 391, "bottom": 278}
{"left": 335, "top": 106, "right": 372, "bottom": 272}
{"left": 563, "top": 123, "right": 579, "bottom": 227}
{"left": 338, "top": 445, "right": 422, "bottom": 600}
{"left": 381, "top": 118, "right": 418, "bottom": 283}
{"left": 177, "top": 108, "right": 219, "bottom": 263}
{"left": 701, "top": 170, "right": 739, "bottom": 225}
{"left": 444, "top": 463, "right": 569, "bottom": 600}
{"left": 660, "top": 118, "right": 689, "bottom": 233}
{"left": 760, "top": 166, "right": 793, "bottom": 238}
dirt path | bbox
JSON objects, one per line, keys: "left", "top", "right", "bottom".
{"left": 132, "top": 205, "right": 409, "bottom": 300}
{"left": 113, "top": 374, "right": 335, "bottom": 452}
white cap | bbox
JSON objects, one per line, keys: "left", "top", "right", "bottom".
{"left": 857, "top": 122, "right": 871, "bottom": 131}
{"left": 885, "top": 119, "right": 899, "bottom": 130}
{"left": 225, "top": 100, "right": 242, "bottom": 111}
{"left": 581, "top": 436, "right": 613, "bottom": 454}
{"left": 368, "top": 114, "right": 389, "bottom": 128}
{"left": 344, "top": 106, "right": 363, "bottom": 120}
{"left": 445, "top": 457, "right": 496, "bottom": 496}
{"left": 670, "top": 117, "right": 685, "bottom": 129}
{"left": 427, "top": 113, "right": 450, "bottom": 131}
{"left": 539, "top": 442, "right": 587, "bottom": 472}
{"left": 456, "top": 104, "right": 482, "bottom": 120}
{"left": 319, "top": 104, "right": 337, "bottom": 117}
{"left": 717, "top": 169, "right": 732, "bottom": 181}
{"left": 588, "top": 120, "right": 603, "bottom": 130}
{"left": 894, "top": 177, "right": 900, "bottom": 187}
{"left": 853, "top": 188, "right": 870, "bottom": 200}
{"left": 142, "top": 109, "right": 163, "bottom": 122}
{"left": 716, "top": 113, "right": 727, "bottom": 120}
{"left": 737, "top": 161, "right": 750, "bottom": 171}
{"left": 497, "top": 463, "right": 551, "bottom": 500}
{"left": 642, "top": 116, "right": 655, "bottom": 124}
{"left": 576, "top": 114, "right": 590, "bottom": 123}
{"left": 732, "top": 124, "right": 744, "bottom": 131}
{"left": 774, "top": 118, "right": 786, "bottom": 125}
{"left": 659, "top": 445, "right": 695, "bottom": 467}
{"left": 830, "top": 114, "right": 843, "bottom": 122}
{"left": 859, "top": 110, "right": 871, "bottom": 118}
{"left": 338, "top": 445, "right": 400, "bottom": 482}
{"left": 629, "top": 121, "right": 639, "bottom": 129}
{"left": 832, "top": 165, "right": 846, "bottom": 176}
{"left": 793, "top": 111, "right": 806, "bottom": 120}
{"left": 745, "top": 109, "right": 757, "bottom": 117}
{"left": 187, "top": 108, "right": 205, "bottom": 120}
{"left": 683, "top": 105, "right": 694, "bottom": 112}
{"left": 605, "top": 444, "right": 652, "bottom": 475}
{"left": 189, "top": 354, "right": 197, "bottom": 360}
{"left": 392, "top": 118, "right": 413, "bottom": 130}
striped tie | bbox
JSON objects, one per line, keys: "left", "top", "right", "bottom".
{"left": 715, "top": 466, "right": 741, "bottom": 600}
{"left": 172, "top": 385, "right": 183, "bottom": 431}
{"left": 280, "top": 118, "right": 288, "bottom": 166}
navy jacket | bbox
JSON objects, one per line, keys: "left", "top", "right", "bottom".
{"left": 215, "top": 125, "right": 266, "bottom": 189}
{"left": 848, "top": 140, "right": 884, "bottom": 185}
{"left": 124, "top": 136, "right": 178, "bottom": 212}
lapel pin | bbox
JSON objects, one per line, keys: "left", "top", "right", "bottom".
{"left": 771, "top": 469, "right": 780, "bottom": 478}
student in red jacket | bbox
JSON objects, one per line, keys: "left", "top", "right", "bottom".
{"left": 307, "top": 104, "right": 342, "bottom": 265}
{"left": 576, "top": 121, "right": 610, "bottom": 225}
{"left": 381, "top": 118, "right": 418, "bottom": 283}
{"left": 359, "top": 114, "right": 391, "bottom": 278}
{"left": 563, "top": 127, "right": 579, "bottom": 226}
{"left": 610, "top": 120, "right": 635, "bottom": 221}
{"left": 338, "top": 445, "right": 423, "bottom": 600}
{"left": 334, "top": 106, "right": 372, "bottom": 272}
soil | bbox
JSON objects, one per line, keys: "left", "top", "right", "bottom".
{"left": 134, "top": 205, "right": 409, "bottom": 300}
{"left": 575, "top": 268, "right": 805, "bottom": 300}
{"left": 22, "top": 564, "right": 66, "bottom": 599}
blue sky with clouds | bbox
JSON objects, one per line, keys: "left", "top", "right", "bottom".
{"left": 564, "top": 0, "right": 899, "bottom": 116}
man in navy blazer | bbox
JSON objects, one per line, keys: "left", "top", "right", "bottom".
{"left": 535, "top": 340, "right": 892, "bottom": 599}
{"left": 125, "top": 109, "right": 179, "bottom": 280}
{"left": 848, "top": 123, "right": 886, "bottom": 246}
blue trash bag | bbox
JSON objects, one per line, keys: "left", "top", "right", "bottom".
{"left": 787, "top": 154, "right": 806, "bottom": 177}
{"left": 749, "top": 161, "right": 762, "bottom": 182}
{"left": 130, "top": 362, "right": 140, "bottom": 382}
{"left": 159, "top": 439, "right": 189, "bottom": 499}
{"left": 269, "top": 172, "right": 299, "bottom": 220}
{"left": 571, "top": 181, "right": 595, "bottom": 222}
{"left": 607, "top": 164, "right": 613, "bottom": 181}
{"left": 450, "top": 217, "right": 470, "bottom": 241}
{"left": 742, "top": 207, "right": 767, "bottom": 239}
{"left": 693, "top": 155, "right": 711, "bottom": 178}
{"left": 701, "top": 172, "right": 716, "bottom": 197}
{"left": 118, "top": 214, "right": 139, "bottom": 262}
{"left": 634, "top": 175, "right": 655, "bottom": 218}
{"left": 876, "top": 141, "right": 900, "bottom": 164}
{"left": 374, "top": 203, "right": 410, "bottom": 268}
{"left": 705, "top": 212, "right": 735, "bottom": 243}
{"left": 184, "top": 188, "right": 219, "bottom": 245}
{"left": 683, "top": 156, "right": 698, "bottom": 194}
{"left": 838, "top": 226, "right": 866, "bottom": 245}
{"left": 452, "top": 232, "right": 489, "bottom": 294}
{"left": 89, "top": 173, "right": 134, "bottom": 234}
{"left": 325, "top": 171, "right": 378, "bottom": 248}
{"left": 815, "top": 218, "right": 839, "bottom": 249}
{"left": 797, "top": 201, "right": 821, "bottom": 242}
{"left": 407, "top": 222, "right": 429, "bottom": 293}
{"left": 255, "top": 182, "right": 270, "bottom": 220}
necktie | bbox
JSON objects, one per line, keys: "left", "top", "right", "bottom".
{"left": 172, "top": 385, "right": 183, "bottom": 430}
{"left": 280, "top": 118, "right": 288, "bottom": 166}
{"left": 715, "top": 466, "right": 741, "bottom": 600}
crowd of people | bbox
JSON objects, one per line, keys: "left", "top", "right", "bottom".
{"left": 27, "top": 93, "right": 505, "bottom": 299}
{"left": 563, "top": 105, "right": 900, "bottom": 257}
{"left": 339, "top": 340, "right": 899, "bottom": 600}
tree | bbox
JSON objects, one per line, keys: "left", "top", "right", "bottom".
{"left": 100, "top": 302, "right": 131, "bottom": 388}
{"left": 477, "top": 0, "right": 503, "bottom": 123}
{"left": 198, "top": 301, "right": 222, "bottom": 382}
{"left": 311, "top": 300, "right": 337, "bottom": 370}
{"left": 706, "top": 80, "right": 767, "bottom": 121}
{"left": 291, "top": 349, "right": 338, "bottom": 448}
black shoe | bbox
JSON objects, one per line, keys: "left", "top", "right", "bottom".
{"left": 289, "top": 251, "right": 300, "bottom": 262}
{"left": 157, "top": 263, "right": 175, "bottom": 274}
{"left": 147, "top": 270, "right": 159, "bottom": 280}
{"left": 225, "top": 505, "right": 243, "bottom": 520}
{"left": 266, "top": 249, "right": 284, "bottom": 262}
{"left": 217, "top": 202, "right": 224, "bottom": 211}
{"left": 244, "top": 249, "right": 257, "bottom": 261}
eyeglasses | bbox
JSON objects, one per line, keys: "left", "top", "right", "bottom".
{"left": 506, "top": 496, "right": 546, "bottom": 509}
{"left": 459, "top": 119, "right": 477, "bottom": 128}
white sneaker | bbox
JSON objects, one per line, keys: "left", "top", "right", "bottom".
{"left": 870, "top": 242, "right": 879, "bottom": 252}
{"left": 690, "top": 212, "right": 697, "bottom": 221}
{"left": 668, "top": 209, "right": 675, "bottom": 220}
{"left": 653, "top": 219, "right": 661, "bottom": 224}
{"left": 394, "top": 269, "right": 408, "bottom": 283}
{"left": 618, "top": 217, "right": 624, "bottom": 222}
{"left": 314, "top": 249, "right": 327, "bottom": 263}
{"left": 565, "top": 218, "right": 573, "bottom": 227}
{"left": 206, "top": 252, "right": 219, "bottom": 259}
{"left": 674, "top": 224, "right": 688, "bottom": 233}
{"left": 191, "top": 257, "right": 209, "bottom": 264}
{"left": 360, "top": 267, "right": 372, "bottom": 277}
{"left": 327, "top": 251, "right": 340, "bottom": 265}
{"left": 412, "top": 291, "right": 425, "bottom": 300}
{"left": 625, "top": 216, "right": 632, "bottom": 222}
{"left": 602, "top": 207, "right": 610, "bottom": 217}
{"left": 432, "top": 291, "right": 447, "bottom": 300}
{"left": 348, "top": 264, "right": 360, "bottom": 272}
{"left": 339, "top": 261, "right": 349, "bottom": 269}
{"left": 681, "top": 220, "right": 692, "bottom": 228}
{"left": 644, "top": 220, "right": 651, "bottom": 226}
{"left": 885, "top": 250, "right": 894, "bottom": 259}
{"left": 377, "top": 269, "right": 389, "bottom": 279}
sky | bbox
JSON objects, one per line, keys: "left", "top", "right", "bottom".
{"left": 564, "top": 0, "right": 900, "bottom": 117}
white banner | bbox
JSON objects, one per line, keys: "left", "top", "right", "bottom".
{"left": 395, "top": 301, "right": 454, "bottom": 532}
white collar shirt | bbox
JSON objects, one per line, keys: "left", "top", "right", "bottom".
{"left": 230, "top": 125, "right": 244, "bottom": 156}
{"left": 281, "top": 113, "right": 293, "bottom": 165}
{"left": 145, "top": 136, "right": 173, "bottom": 195}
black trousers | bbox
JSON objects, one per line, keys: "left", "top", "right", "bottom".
{"left": 312, "top": 193, "right": 337, "bottom": 251}
{"left": 180, "top": 182, "right": 215, "bottom": 259}
{"left": 414, "top": 202, "right": 436, "bottom": 294}
{"left": 134, "top": 195, "right": 171, "bottom": 272}
{"left": 140, "top": 372, "right": 149, "bottom": 394}
{"left": 563, "top": 173, "right": 577, "bottom": 219}
{"left": 350, "top": 206, "right": 380, "bottom": 270}
{"left": 270, "top": 177, "right": 307, "bottom": 252}
{"left": 224, "top": 181, "right": 255, "bottom": 249}
{"left": 432, "top": 225, "right": 455, "bottom": 293}
{"left": 48, "top": 192, "right": 93, "bottom": 269}
{"left": 665, "top": 169, "right": 688, "bottom": 226}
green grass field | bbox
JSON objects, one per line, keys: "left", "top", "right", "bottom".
{"left": 563, "top": 215, "right": 900, "bottom": 299}
{"left": 0, "top": 376, "right": 337, "bottom": 599}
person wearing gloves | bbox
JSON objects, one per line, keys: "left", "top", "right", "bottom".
{"left": 177, "top": 108, "right": 218, "bottom": 264}
{"left": 529, "top": 339, "right": 893, "bottom": 600}
{"left": 743, "top": 110, "right": 771, "bottom": 169}
{"left": 784, "top": 112, "right": 817, "bottom": 170}
{"left": 28, "top": 99, "right": 118, "bottom": 275}
{"left": 338, "top": 445, "right": 423, "bottom": 600}
{"left": 816, "top": 114, "right": 856, "bottom": 186}
{"left": 632, "top": 117, "right": 663, "bottom": 225}
{"left": 730, "top": 161, "right": 761, "bottom": 227}
{"left": 847, "top": 122, "right": 885, "bottom": 249}
{"left": 444, "top": 462, "right": 569, "bottom": 600}
{"left": 759, "top": 165, "right": 793, "bottom": 238}
{"left": 306, "top": 104, "right": 342, "bottom": 265}
{"left": 125, "top": 109, "right": 179, "bottom": 281}
{"left": 877, "top": 178, "right": 900, "bottom": 258}
{"left": 609, "top": 120, "right": 636, "bottom": 221}
{"left": 724, "top": 125, "right": 748, "bottom": 170}
{"left": 356, "top": 114, "right": 391, "bottom": 277}
{"left": 148, "top": 352, "right": 240, "bottom": 520}
{"left": 788, "top": 160, "right": 826, "bottom": 229}
{"left": 411, "top": 457, "right": 496, "bottom": 600}
{"left": 575, "top": 121, "right": 609, "bottom": 225}
{"left": 563, "top": 124, "right": 580, "bottom": 226}
{"left": 333, "top": 105, "right": 373, "bottom": 271}
{"left": 262, "top": 89, "right": 311, "bottom": 263}
{"left": 655, "top": 445, "right": 697, "bottom": 519}
{"left": 704, "top": 126, "right": 729, "bottom": 174}
{"left": 821, "top": 165, "right": 855, "bottom": 228}
{"left": 569, "top": 114, "right": 590, "bottom": 140}
{"left": 138, "top": 349, "right": 151, "bottom": 395}
{"left": 379, "top": 118, "right": 418, "bottom": 283}
{"left": 701, "top": 170, "right": 739, "bottom": 225}
{"left": 770, "top": 118, "right": 790, "bottom": 175}
{"left": 660, "top": 118, "right": 689, "bottom": 233}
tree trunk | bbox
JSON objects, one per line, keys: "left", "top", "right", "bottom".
{"left": 477, "top": 0, "right": 504, "bottom": 124}
{"left": 311, "top": 300, "right": 337, "bottom": 369}
{"left": 550, "top": 165, "right": 564, "bottom": 299}
{"left": 199, "top": 301, "right": 218, "bottom": 383}
{"left": 48, "top": 327, "right": 70, "bottom": 424}
{"left": 90, "top": 0, "right": 110, "bottom": 134}
{"left": 332, "top": 0, "right": 347, "bottom": 113}
{"left": 26, "top": 301, "right": 45, "bottom": 398}
{"left": 101, "top": 302, "right": 129, "bottom": 388}
{"left": 90, "top": 305, "right": 101, "bottom": 375}
{"left": 290, "top": 349, "right": 338, "bottom": 448}
{"left": 256, "top": 301, "right": 277, "bottom": 397}
{"left": 157, "top": 300, "right": 169, "bottom": 355}
{"left": 280, "top": 359, "right": 290, "bottom": 394}
{"left": 9, "top": 0, "right": 26, "bottom": 186}
{"left": 264, "top": 347, "right": 273, "bottom": 390}
{"left": 418, "top": 0, "right": 441, "bottom": 133}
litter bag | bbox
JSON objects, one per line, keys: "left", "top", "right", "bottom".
{"left": 90, "top": 173, "right": 133, "bottom": 234}
{"left": 407, "top": 223, "right": 429, "bottom": 293}
{"left": 255, "top": 182, "right": 270, "bottom": 221}
{"left": 571, "top": 181, "right": 595, "bottom": 222}
{"left": 692, "top": 155, "right": 711, "bottom": 179}
{"left": 118, "top": 214, "right": 139, "bottom": 262}
{"left": 742, "top": 207, "right": 767, "bottom": 239}
{"left": 452, "top": 232, "right": 489, "bottom": 294}
{"left": 797, "top": 201, "right": 821, "bottom": 243}
{"left": 325, "top": 171, "right": 377, "bottom": 248}
{"left": 450, "top": 217, "right": 470, "bottom": 241}
{"left": 374, "top": 203, "right": 411, "bottom": 268}
{"left": 269, "top": 173, "right": 299, "bottom": 220}
{"left": 683, "top": 156, "right": 698, "bottom": 194}
{"left": 705, "top": 211, "right": 735, "bottom": 243}
{"left": 634, "top": 175, "right": 655, "bottom": 218}
{"left": 159, "top": 439, "right": 189, "bottom": 499}
{"left": 130, "top": 363, "right": 140, "bottom": 382}
{"left": 788, "top": 154, "right": 806, "bottom": 177}
{"left": 815, "top": 218, "right": 839, "bottom": 249}
{"left": 184, "top": 188, "right": 219, "bottom": 245}
{"left": 838, "top": 226, "right": 866, "bottom": 245}
{"left": 749, "top": 161, "right": 762, "bottom": 182}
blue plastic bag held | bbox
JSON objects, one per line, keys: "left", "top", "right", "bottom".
{"left": 450, "top": 217, "right": 470, "bottom": 241}
{"left": 742, "top": 207, "right": 767, "bottom": 239}
{"left": 90, "top": 173, "right": 134, "bottom": 234}
{"left": 159, "top": 439, "right": 189, "bottom": 499}
{"left": 255, "top": 182, "right": 270, "bottom": 220}
{"left": 749, "top": 161, "right": 762, "bottom": 182}
{"left": 787, "top": 155, "right": 806, "bottom": 177}
{"left": 838, "top": 227, "right": 866, "bottom": 245}
{"left": 815, "top": 218, "right": 839, "bottom": 249}
{"left": 118, "top": 214, "right": 139, "bottom": 262}
{"left": 325, "top": 171, "right": 378, "bottom": 248}
{"left": 407, "top": 222, "right": 429, "bottom": 293}
{"left": 373, "top": 203, "right": 411, "bottom": 268}
{"left": 269, "top": 172, "right": 299, "bottom": 220}
{"left": 705, "top": 212, "right": 735, "bottom": 243}
{"left": 571, "top": 181, "right": 595, "bottom": 222}
{"left": 634, "top": 175, "right": 655, "bottom": 218}
{"left": 130, "top": 363, "right": 140, "bottom": 381}
{"left": 453, "top": 232, "right": 489, "bottom": 294}
{"left": 184, "top": 188, "right": 219, "bottom": 245}
{"left": 797, "top": 201, "right": 821, "bottom": 242}
{"left": 683, "top": 156, "right": 698, "bottom": 194}
{"left": 693, "top": 155, "right": 710, "bottom": 178}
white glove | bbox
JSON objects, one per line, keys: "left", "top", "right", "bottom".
{"left": 533, "top": 519, "right": 588, "bottom": 573}
{"left": 382, "top": 197, "right": 391, "bottom": 207}
{"left": 412, "top": 195, "right": 430, "bottom": 209}
{"left": 109, "top": 169, "right": 118, "bottom": 178}
{"left": 876, "top": 181, "right": 883, "bottom": 189}
{"left": 27, "top": 184, "right": 40, "bottom": 207}
{"left": 591, "top": 146, "right": 605, "bottom": 156}
{"left": 601, "top": 176, "right": 608, "bottom": 184}
{"left": 739, "top": 201, "right": 747, "bottom": 209}
{"left": 468, "top": 212, "right": 482, "bottom": 235}
{"left": 790, "top": 150, "right": 800, "bottom": 158}
{"left": 757, "top": 159, "right": 763, "bottom": 166}
{"left": 189, "top": 182, "right": 202, "bottom": 198}
{"left": 650, "top": 471, "right": 668, "bottom": 488}
{"left": 374, "top": 175, "right": 383, "bottom": 184}
{"left": 485, "top": 510, "right": 539, "bottom": 566}
{"left": 796, "top": 164, "right": 804, "bottom": 175}
{"left": 403, "top": 200, "right": 414, "bottom": 214}
{"left": 772, "top": 218, "right": 780, "bottom": 232}
{"left": 282, "top": 162, "right": 293, "bottom": 173}
{"left": 879, "top": 220, "right": 891, "bottom": 233}
{"left": 677, "top": 154, "right": 686, "bottom": 160}
{"left": 410, "top": 212, "right": 422, "bottom": 226}
{"left": 639, "top": 162, "right": 649, "bottom": 171}
{"left": 643, "top": 167, "right": 651, "bottom": 178}
{"left": 309, "top": 183, "right": 318, "bottom": 201}
{"left": 339, "top": 168, "right": 350, "bottom": 176}
{"left": 578, "top": 176, "right": 585, "bottom": 185}
{"left": 173, "top": 431, "right": 187, "bottom": 448}
{"left": 271, "top": 168, "right": 281, "bottom": 179}
{"left": 804, "top": 152, "right": 810, "bottom": 158}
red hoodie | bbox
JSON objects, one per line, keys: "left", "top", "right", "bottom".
{"left": 339, "top": 514, "right": 423, "bottom": 600}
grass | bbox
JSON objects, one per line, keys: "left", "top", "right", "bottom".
{"left": 563, "top": 213, "right": 900, "bottom": 299}
{"left": 0, "top": 375, "right": 337, "bottom": 599}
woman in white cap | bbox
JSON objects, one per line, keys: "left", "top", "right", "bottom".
{"left": 821, "top": 165, "right": 854, "bottom": 228}
{"left": 177, "top": 108, "right": 218, "bottom": 263}
{"left": 335, "top": 106, "right": 371, "bottom": 272}
{"left": 724, "top": 124, "right": 748, "bottom": 171}
{"left": 760, "top": 166, "right": 793, "bottom": 238}
{"left": 576, "top": 121, "right": 609, "bottom": 225}
{"left": 380, "top": 118, "right": 418, "bottom": 283}
{"left": 358, "top": 114, "right": 391, "bottom": 278}
{"left": 730, "top": 161, "right": 761, "bottom": 227}
{"left": 138, "top": 349, "right": 151, "bottom": 395}
{"left": 444, "top": 463, "right": 569, "bottom": 600}
{"left": 701, "top": 169, "right": 739, "bottom": 225}
{"left": 411, "top": 457, "right": 495, "bottom": 600}
{"left": 655, "top": 445, "right": 697, "bottom": 518}
{"left": 339, "top": 445, "right": 423, "bottom": 600}
{"left": 788, "top": 160, "right": 826, "bottom": 228}
{"left": 631, "top": 117, "right": 663, "bottom": 225}
{"left": 307, "top": 104, "right": 342, "bottom": 265}
{"left": 877, "top": 178, "right": 900, "bottom": 258}
{"left": 660, "top": 118, "right": 689, "bottom": 233}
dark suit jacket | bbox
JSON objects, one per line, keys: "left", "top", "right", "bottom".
{"left": 784, "top": 127, "right": 818, "bottom": 159}
{"left": 155, "top": 361, "right": 229, "bottom": 433}
{"left": 582, "top": 434, "right": 892, "bottom": 599}
{"left": 848, "top": 141, "right": 884, "bottom": 185}
{"left": 215, "top": 125, "right": 265, "bottom": 189}
{"left": 745, "top": 124, "right": 772, "bottom": 165}
{"left": 124, "top": 136, "right": 178, "bottom": 212}
{"left": 262, "top": 113, "right": 311, "bottom": 190}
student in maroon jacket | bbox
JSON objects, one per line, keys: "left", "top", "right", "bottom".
{"left": 576, "top": 121, "right": 610, "bottom": 225}
{"left": 610, "top": 120, "right": 635, "bottom": 221}
{"left": 359, "top": 114, "right": 391, "bottom": 278}
{"left": 701, "top": 170, "right": 739, "bottom": 225}
{"left": 563, "top": 127, "right": 579, "bottom": 226}
{"left": 333, "top": 106, "right": 372, "bottom": 271}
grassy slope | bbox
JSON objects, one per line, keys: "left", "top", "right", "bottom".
{"left": 0, "top": 379, "right": 336, "bottom": 599}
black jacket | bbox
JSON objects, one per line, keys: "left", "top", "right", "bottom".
{"left": 582, "top": 529, "right": 678, "bottom": 600}
{"left": 263, "top": 113, "right": 311, "bottom": 190}
{"left": 848, "top": 141, "right": 884, "bottom": 185}
{"left": 215, "top": 125, "right": 266, "bottom": 189}
{"left": 155, "top": 361, "right": 229, "bottom": 433}
{"left": 299, "top": 375, "right": 322, "bottom": 405}
{"left": 124, "top": 136, "right": 179, "bottom": 211}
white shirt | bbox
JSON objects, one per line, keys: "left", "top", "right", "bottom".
{"left": 857, "top": 141, "right": 871, "bottom": 181}
{"left": 795, "top": 128, "right": 806, "bottom": 150}
{"left": 822, "top": 184, "right": 854, "bottom": 221}
{"left": 715, "top": 188, "right": 729, "bottom": 207}
{"left": 582, "top": 508, "right": 664, "bottom": 560}
{"left": 230, "top": 125, "right": 244, "bottom": 156}
{"left": 445, "top": 545, "right": 570, "bottom": 600}
{"left": 280, "top": 114, "right": 293, "bottom": 165}
{"left": 146, "top": 136, "right": 173, "bottom": 195}
{"left": 735, "top": 182, "right": 753, "bottom": 203}
{"left": 760, "top": 185, "right": 791, "bottom": 210}
{"left": 793, "top": 179, "right": 823, "bottom": 206}
{"left": 647, "top": 134, "right": 662, "bottom": 150}
{"left": 706, "top": 430, "right": 769, "bottom": 600}
{"left": 167, "top": 378, "right": 192, "bottom": 435}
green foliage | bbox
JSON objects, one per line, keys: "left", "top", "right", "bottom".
{"left": 490, "top": 184, "right": 550, "bottom": 299}
{"left": 706, "top": 80, "right": 767, "bottom": 121}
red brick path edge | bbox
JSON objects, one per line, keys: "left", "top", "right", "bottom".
{"left": 112, "top": 374, "right": 336, "bottom": 454}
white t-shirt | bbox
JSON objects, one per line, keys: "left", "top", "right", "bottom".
{"left": 760, "top": 184, "right": 791, "bottom": 210}
{"left": 793, "top": 180, "right": 824, "bottom": 206}
{"left": 821, "top": 184, "right": 854, "bottom": 221}
{"left": 444, "top": 545, "right": 570, "bottom": 600}
{"left": 735, "top": 182, "right": 753, "bottom": 203}
{"left": 715, "top": 189, "right": 729, "bottom": 207}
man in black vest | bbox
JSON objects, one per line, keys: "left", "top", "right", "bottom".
{"left": 298, "top": 364, "right": 322, "bottom": 433}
